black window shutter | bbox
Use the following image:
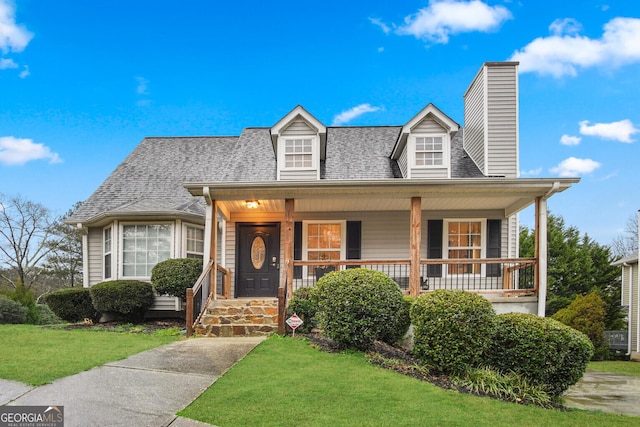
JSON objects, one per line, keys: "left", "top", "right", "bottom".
{"left": 346, "top": 221, "right": 361, "bottom": 268}
{"left": 294, "top": 222, "right": 302, "bottom": 279}
{"left": 427, "top": 220, "right": 443, "bottom": 277}
{"left": 486, "top": 219, "right": 502, "bottom": 277}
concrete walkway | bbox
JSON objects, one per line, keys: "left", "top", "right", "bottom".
{"left": 1, "top": 337, "right": 265, "bottom": 427}
{"left": 564, "top": 371, "right": 640, "bottom": 417}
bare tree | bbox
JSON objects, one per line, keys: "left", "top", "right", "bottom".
{"left": 42, "top": 202, "right": 84, "bottom": 289}
{"left": 611, "top": 213, "right": 639, "bottom": 258}
{"left": 0, "top": 194, "right": 59, "bottom": 289}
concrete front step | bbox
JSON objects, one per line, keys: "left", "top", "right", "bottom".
{"left": 197, "top": 298, "right": 280, "bottom": 337}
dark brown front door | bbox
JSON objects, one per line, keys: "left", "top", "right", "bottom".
{"left": 236, "top": 223, "right": 280, "bottom": 297}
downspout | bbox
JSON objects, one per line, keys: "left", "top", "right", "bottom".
{"left": 636, "top": 209, "right": 640, "bottom": 355}
{"left": 77, "top": 224, "right": 89, "bottom": 288}
{"left": 537, "top": 181, "right": 560, "bottom": 317}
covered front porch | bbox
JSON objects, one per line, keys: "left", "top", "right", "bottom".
{"left": 184, "top": 178, "right": 576, "bottom": 336}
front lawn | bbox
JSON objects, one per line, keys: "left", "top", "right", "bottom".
{"left": 179, "top": 336, "right": 637, "bottom": 427}
{"left": 588, "top": 361, "right": 640, "bottom": 377}
{"left": 0, "top": 324, "right": 179, "bottom": 385}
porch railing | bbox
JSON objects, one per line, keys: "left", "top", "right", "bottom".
{"left": 186, "top": 260, "right": 231, "bottom": 337}
{"left": 291, "top": 258, "right": 537, "bottom": 296}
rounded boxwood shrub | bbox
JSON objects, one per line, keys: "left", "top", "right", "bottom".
{"left": 486, "top": 312, "right": 594, "bottom": 396}
{"left": 151, "top": 258, "right": 203, "bottom": 300}
{"left": 313, "top": 268, "right": 410, "bottom": 350}
{"left": 287, "top": 287, "right": 318, "bottom": 333}
{"left": 552, "top": 292, "right": 607, "bottom": 359}
{"left": 0, "top": 295, "right": 28, "bottom": 324}
{"left": 36, "top": 304, "right": 62, "bottom": 325}
{"left": 90, "top": 280, "right": 155, "bottom": 323}
{"left": 44, "top": 287, "right": 100, "bottom": 322}
{"left": 410, "top": 290, "right": 497, "bottom": 374}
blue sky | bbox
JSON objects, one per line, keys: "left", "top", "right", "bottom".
{"left": 0, "top": 0, "right": 638, "bottom": 245}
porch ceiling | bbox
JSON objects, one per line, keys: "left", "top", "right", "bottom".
{"left": 185, "top": 178, "right": 578, "bottom": 217}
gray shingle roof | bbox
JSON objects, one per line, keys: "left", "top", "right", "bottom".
{"left": 70, "top": 125, "right": 486, "bottom": 223}
{"left": 323, "top": 127, "right": 402, "bottom": 179}
{"left": 69, "top": 136, "right": 237, "bottom": 222}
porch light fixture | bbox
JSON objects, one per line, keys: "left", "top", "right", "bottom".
{"left": 245, "top": 200, "right": 260, "bottom": 209}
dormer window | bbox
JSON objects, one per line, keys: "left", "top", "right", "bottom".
{"left": 284, "top": 138, "right": 314, "bottom": 169}
{"left": 415, "top": 135, "right": 445, "bottom": 166}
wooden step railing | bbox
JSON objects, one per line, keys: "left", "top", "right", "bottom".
{"left": 186, "top": 260, "right": 231, "bottom": 337}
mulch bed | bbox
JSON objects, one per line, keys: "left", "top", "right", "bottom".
{"left": 50, "top": 319, "right": 184, "bottom": 334}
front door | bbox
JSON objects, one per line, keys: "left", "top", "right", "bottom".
{"left": 236, "top": 223, "right": 280, "bottom": 297}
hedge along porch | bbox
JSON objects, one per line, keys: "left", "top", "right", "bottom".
{"left": 184, "top": 178, "right": 575, "bottom": 336}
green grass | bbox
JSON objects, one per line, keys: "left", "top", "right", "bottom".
{"left": 588, "top": 361, "right": 640, "bottom": 377}
{"left": 0, "top": 324, "right": 179, "bottom": 385}
{"left": 179, "top": 336, "right": 637, "bottom": 427}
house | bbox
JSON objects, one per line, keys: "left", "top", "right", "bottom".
{"left": 68, "top": 62, "right": 578, "bottom": 336}
{"left": 612, "top": 251, "right": 639, "bottom": 361}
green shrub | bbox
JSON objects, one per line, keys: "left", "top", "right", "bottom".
{"left": 36, "top": 304, "right": 62, "bottom": 325}
{"left": 44, "top": 288, "right": 100, "bottom": 322}
{"left": 313, "top": 268, "right": 410, "bottom": 350}
{"left": 552, "top": 291, "right": 607, "bottom": 359}
{"left": 287, "top": 287, "right": 318, "bottom": 333}
{"left": 0, "top": 295, "right": 27, "bottom": 324}
{"left": 151, "top": 258, "right": 203, "bottom": 300}
{"left": 410, "top": 290, "right": 497, "bottom": 374}
{"left": 486, "top": 312, "right": 594, "bottom": 396}
{"left": 452, "top": 367, "right": 552, "bottom": 407}
{"left": 3, "top": 284, "right": 40, "bottom": 324}
{"left": 90, "top": 280, "right": 155, "bottom": 323}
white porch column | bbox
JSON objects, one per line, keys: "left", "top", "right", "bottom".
{"left": 537, "top": 197, "right": 548, "bottom": 317}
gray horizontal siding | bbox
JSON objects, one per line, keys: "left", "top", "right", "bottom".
{"left": 87, "top": 227, "right": 103, "bottom": 286}
{"left": 463, "top": 66, "right": 486, "bottom": 173}
{"left": 398, "top": 146, "right": 409, "bottom": 178}
{"left": 281, "top": 118, "right": 316, "bottom": 136}
{"left": 486, "top": 65, "right": 518, "bottom": 177}
{"left": 279, "top": 169, "right": 318, "bottom": 180}
{"left": 410, "top": 167, "right": 448, "bottom": 179}
{"left": 413, "top": 117, "right": 446, "bottom": 133}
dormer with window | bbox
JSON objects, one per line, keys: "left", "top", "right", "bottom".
{"left": 271, "top": 106, "right": 326, "bottom": 181}
{"left": 391, "top": 104, "right": 459, "bottom": 179}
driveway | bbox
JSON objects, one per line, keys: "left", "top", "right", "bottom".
{"left": 564, "top": 370, "right": 640, "bottom": 417}
{"left": 1, "top": 337, "right": 264, "bottom": 427}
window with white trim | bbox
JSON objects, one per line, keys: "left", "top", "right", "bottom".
{"left": 445, "top": 220, "right": 483, "bottom": 275}
{"left": 284, "top": 138, "right": 313, "bottom": 168}
{"left": 304, "top": 222, "right": 345, "bottom": 277}
{"left": 415, "top": 135, "right": 444, "bottom": 166}
{"left": 185, "top": 225, "right": 204, "bottom": 260}
{"left": 122, "top": 224, "right": 172, "bottom": 277}
{"left": 103, "top": 227, "right": 112, "bottom": 279}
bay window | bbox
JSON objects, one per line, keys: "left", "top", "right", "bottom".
{"left": 122, "top": 224, "right": 172, "bottom": 277}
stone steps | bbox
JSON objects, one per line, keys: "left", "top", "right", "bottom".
{"left": 196, "top": 298, "right": 279, "bottom": 337}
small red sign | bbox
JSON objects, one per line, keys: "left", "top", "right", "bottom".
{"left": 286, "top": 313, "right": 304, "bottom": 330}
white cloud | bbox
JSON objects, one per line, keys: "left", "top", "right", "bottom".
{"left": 332, "top": 104, "right": 381, "bottom": 126}
{"left": 377, "top": 46, "right": 384, "bottom": 53}
{"left": 550, "top": 157, "right": 600, "bottom": 177}
{"left": 0, "top": 0, "right": 33, "bottom": 53}
{"left": 369, "top": 17, "right": 391, "bottom": 35}
{"left": 560, "top": 134, "right": 581, "bottom": 146}
{"left": 520, "top": 167, "right": 542, "bottom": 176}
{"left": 18, "top": 64, "right": 28, "bottom": 78}
{"left": 395, "top": 0, "right": 512, "bottom": 44}
{"left": 549, "top": 18, "right": 582, "bottom": 36}
{"left": 579, "top": 119, "right": 638, "bottom": 143}
{"left": 0, "top": 57, "right": 16, "bottom": 68}
{"left": 136, "top": 76, "right": 149, "bottom": 95}
{"left": 510, "top": 17, "right": 640, "bottom": 77}
{"left": 0, "top": 136, "right": 62, "bottom": 165}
